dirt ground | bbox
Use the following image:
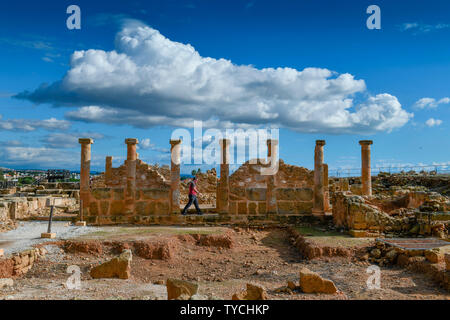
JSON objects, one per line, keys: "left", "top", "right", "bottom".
{"left": 1, "top": 226, "right": 449, "bottom": 300}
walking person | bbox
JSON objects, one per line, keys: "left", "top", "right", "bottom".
{"left": 181, "top": 176, "right": 203, "bottom": 215}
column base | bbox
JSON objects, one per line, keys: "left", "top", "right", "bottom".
{"left": 41, "top": 233, "right": 56, "bottom": 239}
{"left": 75, "top": 221, "right": 87, "bottom": 227}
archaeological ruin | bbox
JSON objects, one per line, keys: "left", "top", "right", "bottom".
{"left": 76, "top": 137, "right": 449, "bottom": 242}
{"left": 0, "top": 136, "right": 448, "bottom": 300}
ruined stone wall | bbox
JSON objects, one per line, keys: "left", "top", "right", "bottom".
{"left": 86, "top": 187, "right": 170, "bottom": 224}
{"left": 0, "top": 203, "right": 8, "bottom": 222}
{"left": 0, "top": 196, "right": 77, "bottom": 220}
{"left": 332, "top": 192, "right": 449, "bottom": 238}
{"left": 276, "top": 160, "right": 315, "bottom": 188}
{"left": 102, "top": 160, "right": 169, "bottom": 189}
{"left": 332, "top": 192, "right": 406, "bottom": 237}
{"left": 85, "top": 158, "right": 171, "bottom": 224}
{"left": 375, "top": 174, "right": 450, "bottom": 194}
{"left": 228, "top": 159, "right": 314, "bottom": 215}
{"left": 0, "top": 247, "right": 47, "bottom": 278}
{"left": 228, "top": 187, "right": 267, "bottom": 215}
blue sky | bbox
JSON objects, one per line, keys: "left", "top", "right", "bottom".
{"left": 0, "top": 0, "right": 448, "bottom": 174}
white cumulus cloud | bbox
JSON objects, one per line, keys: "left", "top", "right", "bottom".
{"left": 0, "top": 115, "right": 70, "bottom": 131}
{"left": 414, "top": 97, "right": 450, "bottom": 109}
{"left": 17, "top": 20, "right": 412, "bottom": 134}
{"left": 425, "top": 118, "right": 443, "bottom": 127}
{"left": 41, "top": 132, "right": 105, "bottom": 148}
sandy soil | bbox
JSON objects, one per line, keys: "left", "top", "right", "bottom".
{"left": 1, "top": 226, "right": 449, "bottom": 300}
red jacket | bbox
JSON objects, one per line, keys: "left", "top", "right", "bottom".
{"left": 188, "top": 181, "right": 197, "bottom": 196}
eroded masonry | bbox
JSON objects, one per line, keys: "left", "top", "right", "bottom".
{"left": 78, "top": 137, "right": 449, "bottom": 241}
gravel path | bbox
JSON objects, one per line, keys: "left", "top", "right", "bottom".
{"left": 0, "top": 221, "right": 100, "bottom": 256}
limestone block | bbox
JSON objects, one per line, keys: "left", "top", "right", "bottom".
{"left": 166, "top": 278, "right": 198, "bottom": 300}
{"left": 277, "top": 201, "right": 296, "bottom": 214}
{"left": 237, "top": 202, "right": 247, "bottom": 215}
{"left": 296, "top": 201, "right": 313, "bottom": 214}
{"left": 246, "top": 188, "right": 266, "bottom": 201}
{"left": 91, "top": 188, "right": 112, "bottom": 200}
{"left": 100, "top": 201, "right": 110, "bottom": 215}
{"left": 113, "top": 189, "right": 125, "bottom": 200}
{"left": 425, "top": 249, "right": 444, "bottom": 264}
{"left": 232, "top": 283, "right": 268, "bottom": 300}
{"left": 89, "top": 201, "right": 99, "bottom": 216}
{"left": 141, "top": 189, "right": 169, "bottom": 200}
{"left": 41, "top": 233, "right": 56, "bottom": 239}
{"left": 110, "top": 201, "right": 125, "bottom": 215}
{"left": 90, "top": 250, "right": 132, "bottom": 279}
{"left": 299, "top": 268, "right": 337, "bottom": 294}
{"left": 135, "top": 201, "right": 147, "bottom": 215}
{"left": 257, "top": 202, "right": 266, "bottom": 215}
{"left": 248, "top": 202, "right": 257, "bottom": 214}
{"left": 229, "top": 201, "right": 237, "bottom": 215}
{"left": 155, "top": 201, "right": 169, "bottom": 214}
{"left": 230, "top": 187, "right": 246, "bottom": 200}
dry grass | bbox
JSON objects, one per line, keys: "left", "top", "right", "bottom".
{"left": 76, "top": 226, "right": 225, "bottom": 240}
{"left": 295, "top": 226, "right": 374, "bottom": 248}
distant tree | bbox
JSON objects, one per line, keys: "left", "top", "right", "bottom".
{"left": 19, "top": 177, "right": 33, "bottom": 185}
{"left": 0, "top": 170, "right": 4, "bottom": 181}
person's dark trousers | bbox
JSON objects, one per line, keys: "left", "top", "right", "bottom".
{"left": 182, "top": 194, "right": 203, "bottom": 215}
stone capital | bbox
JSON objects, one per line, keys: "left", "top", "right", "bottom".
{"left": 125, "top": 138, "right": 139, "bottom": 145}
{"left": 315, "top": 140, "right": 326, "bottom": 146}
{"left": 359, "top": 140, "right": 373, "bottom": 146}
{"left": 267, "top": 139, "right": 279, "bottom": 146}
{"left": 170, "top": 139, "right": 182, "bottom": 147}
{"left": 219, "top": 139, "right": 231, "bottom": 146}
{"left": 79, "top": 138, "right": 94, "bottom": 145}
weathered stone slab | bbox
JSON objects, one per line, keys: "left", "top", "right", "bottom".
{"left": 246, "top": 188, "right": 266, "bottom": 201}
{"left": 113, "top": 189, "right": 125, "bottom": 200}
{"left": 91, "top": 188, "right": 111, "bottom": 200}
{"left": 166, "top": 278, "right": 198, "bottom": 300}
{"left": 142, "top": 189, "right": 169, "bottom": 200}
{"left": 90, "top": 250, "right": 132, "bottom": 279}
{"left": 277, "top": 201, "right": 296, "bottom": 214}
{"left": 299, "top": 267, "right": 337, "bottom": 294}
{"left": 276, "top": 188, "right": 313, "bottom": 201}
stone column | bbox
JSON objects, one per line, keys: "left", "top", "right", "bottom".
{"left": 170, "top": 139, "right": 182, "bottom": 214}
{"left": 359, "top": 140, "right": 373, "bottom": 196}
{"left": 266, "top": 139, "right": 279, "bottom": 214}
{"left": 323, "top": 163, "right": 330, "bottom": 212}
{"left": 313, "top": 140, "right": 326, "bottom": 216}
{"left": 105, "top": 156, "right": 112, "bottom": 186}
{"left": 79, "top": 138, "right": 93, "bottom": 217}
{"left": 217, "top": 139, "right": 230, "bottom": 214}
{"left": 125, "top": 138, "right": 138, "bottom": 214}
